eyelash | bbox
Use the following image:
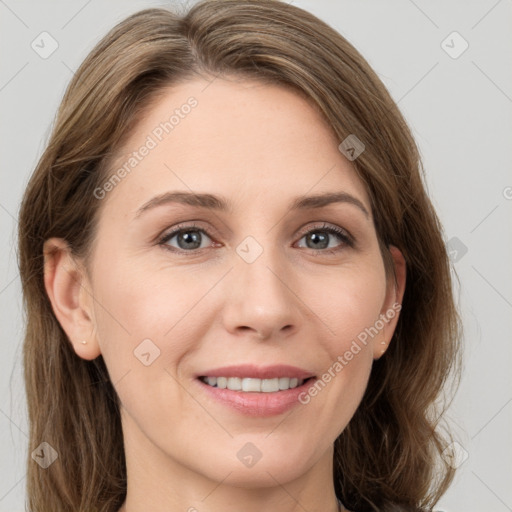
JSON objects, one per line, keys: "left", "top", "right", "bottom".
{"left": 157, "top": 222, "right": 354, "bottom": 256}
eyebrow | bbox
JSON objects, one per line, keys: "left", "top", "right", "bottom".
{"left": 134, "top": 191, "right": 370, "bottom": 219}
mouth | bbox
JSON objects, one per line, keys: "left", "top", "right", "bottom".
{"left": 198, "top": 375, "right": 316, "bottom": 393}
{"left": 194, "top": 366, "right": 318, "bottom": 416}
{"left": 193, "top": 364, "right": 317, "bottom": 416}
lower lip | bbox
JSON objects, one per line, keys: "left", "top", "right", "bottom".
{"left": 195, "top": 377, "right": 317, "bottom": 417}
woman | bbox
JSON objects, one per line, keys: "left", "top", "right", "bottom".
{"left": 18, "top": 1, "right": 462, "bottom": 511}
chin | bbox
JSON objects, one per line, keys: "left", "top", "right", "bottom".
{"left": 189, "top": 441, "right": 315, "bottom": 488}
{"left": 207, "top": 462, "right": 306, "bottom": 488}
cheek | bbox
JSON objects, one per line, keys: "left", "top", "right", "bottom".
{"left": 303, "top": 263, "right": 386, "bottom": 409}
{"left": 90, "top": 253, "right": 216, "bottom": 379}
{"left": 311, "top": 262, "right": 387, "bottom": 350}
{"left": 89, "top": 265, "right": 201, "bottom": 426}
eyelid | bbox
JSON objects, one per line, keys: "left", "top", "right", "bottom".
{"left": 296, "top": 221, "right": 353, "bottom": 242}
{"left": 157, "top": 221, "right": 218, "bottom": 245}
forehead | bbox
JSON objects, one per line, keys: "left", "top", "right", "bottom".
{"left": 101, "top": 77, "right": 371, "bottom": 215}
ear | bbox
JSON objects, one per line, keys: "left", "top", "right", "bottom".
{"left": 373, "top": 245, "right": 406, "bottom": 360}
{"left": 43, "top": 238, "right": 101, "bottom": 361}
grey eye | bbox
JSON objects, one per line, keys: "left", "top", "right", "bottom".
{"left": 163, "top": 229, "right": 212, "bottom": 251}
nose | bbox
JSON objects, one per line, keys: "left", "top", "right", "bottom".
{"left": 221, "top": 245, "right": 300, "bottom": 341}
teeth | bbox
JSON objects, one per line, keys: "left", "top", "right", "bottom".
{"left": 206, "top": 377, "right": 217, "bottom": 387}
{"left": 242, "top": 378, "right": 262, "bottom": 392}
{"left": 201, "top": 376, "right": 305, "bottom": 392}
{"left": 227, "top": 377, "right": 242, "bottom": 390}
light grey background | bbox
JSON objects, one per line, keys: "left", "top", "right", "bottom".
{"left": 1, "top": 1, "right": 511, "bottom": 511}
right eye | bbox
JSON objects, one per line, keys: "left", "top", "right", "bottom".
{"left": 159, "top": 223, "right": 217, "bottom": 253}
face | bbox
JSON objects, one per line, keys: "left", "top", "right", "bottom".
{"left": 49, "top": 77, "right": 405, "bottom": 490}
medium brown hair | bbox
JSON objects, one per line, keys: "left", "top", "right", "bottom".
{"left": 18, "top": 1, "right": 462, "bottom": 510}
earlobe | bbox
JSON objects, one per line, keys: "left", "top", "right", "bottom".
{"left": 43, "top": 238, "right": 101, "bottom": 361}
{"left": 374, "top": 244, "right": 406, "bottom": 359}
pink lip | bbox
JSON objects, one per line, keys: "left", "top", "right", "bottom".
{"left": 196, "top": 364, "right": 315, "bottom": 380}
{"left": 195, "top": 376, "right": 318, "bottom": 417}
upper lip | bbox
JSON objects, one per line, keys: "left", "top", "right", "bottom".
{"left": 196, "top": 364, "right": 316, "bottom": 380}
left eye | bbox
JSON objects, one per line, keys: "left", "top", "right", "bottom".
{"left": 296, "top": 225, "right": 352, "bottom": 251}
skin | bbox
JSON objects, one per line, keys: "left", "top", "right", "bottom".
{"left": 44, "top": 76, "right": 406, "bottom": 512}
